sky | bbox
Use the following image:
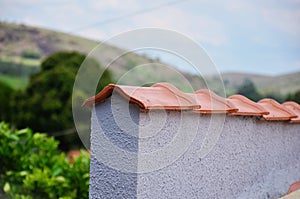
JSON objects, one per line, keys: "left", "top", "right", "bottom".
{"left": 1, "top": 0, "right": 300, "bottom": 75}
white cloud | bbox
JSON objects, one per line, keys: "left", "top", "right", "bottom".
{"left": 131, "top": 7, "right": 227, "bottom": 46}
{"left": 220, "top": 0, "right": 300, "bottom": 37}
{"left": 77, "top": 28, "right": 106, "bottom": 41}
{"left": 1, "top": 0, "right": 299, "bottom": 75}
{"left": 0, "top": 0, "right": 71, "bottom": 4}
{"left": 293, "top": 60, "right": 300, "bottom": 69}
{"left": 262, "top": 8, "right": 300, "bottom": 36}
{"left": 92, "top": 0, "right": 139, "bottom": 11}
{"left": 23, "top": 17, "right": 45, "bottom": 27}
{"left": 221, "top": 0, "right": 254, "bottom": 12}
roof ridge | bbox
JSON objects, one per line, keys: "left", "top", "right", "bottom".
{"left": 260, "top": 99, "right": 297, "bottom": 118}
{"left": 228, "top": 94, "right": 269, "bottom": 116}
{"left": 152, "top": 82, "right": 198, "bottom": 107}
{"left": 82, "top": 82, "right": 300, "bottom": 123}
{"left": 194, "top": 89, "right": 226, "bottom": 104}
{"left": 193, "top": 89, "right": 238, "bottom": 113}
{"left": 282, "top": 101, "right": 300, "bottom": 123}
{"left": 258, "top": 98, "right": 297, "bottom": 120}
{"left": 82, "top": 84, "right": 115, "bottom": 108}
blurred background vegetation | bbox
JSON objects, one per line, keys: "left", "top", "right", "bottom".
{"left": 1, "top": 51, "right": 112, "bottom": 150}
{"left": 0, "top": 21, "right": 299, "bottom": 199}
{"left": 1, "top": 21, "right": 300, "bottom": 150}
{"left": 0, "top": 122, "right": 90, "bottom": 199}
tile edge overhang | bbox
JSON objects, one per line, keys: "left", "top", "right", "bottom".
{"left": 82, "top": 83, "right": 300, "bottom": 123}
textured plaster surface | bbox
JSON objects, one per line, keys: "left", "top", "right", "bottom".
{"left": 89, "top": 95, "right": 140, "bottom": 199}
{"left": 90, "top": 96, "right": 300, "bottom": 199}
{"left": 137, "top": 114, "right": 300, "bottom": 199}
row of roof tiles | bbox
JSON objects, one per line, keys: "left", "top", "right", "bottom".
{"left": 83, "top": 82, "right": 300, "bottom": 123}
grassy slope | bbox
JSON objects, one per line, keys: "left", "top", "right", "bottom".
{"left": 0, "top": 21, "right": 206, "bottom": 92}
{"left": 0, "top": 74, "right": 28, "bottom": 90}
{"left": 0, "top": 21, "right": 299, "bottom": 96}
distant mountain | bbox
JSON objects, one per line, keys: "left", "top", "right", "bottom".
{"left": 220, "top": 72, "right": 300, "bottom": 95}
{"left": 0, "top": 21, "right": 299, "bottom": 97}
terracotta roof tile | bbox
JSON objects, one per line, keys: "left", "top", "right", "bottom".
{"left": 228, "top": 95, "right": 269, "bottom": 116}
{"left": 282, "top": 102, "right": 300, "bottom": 123}
{"left": 258, "top": 99, "right": 297, "bottom": 121}
{"left": 83, "top": 82, "right": 300, "bottom": 123}
{"left": 82, "top": 83, "right": 200, "bottom": 110}
{"left": 287, "top": 181, "right": 300, "bottom": 195}
{"left": 192, "top": 90, "right": 238, "bottom": 114}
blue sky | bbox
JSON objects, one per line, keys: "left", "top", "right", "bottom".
{"left": 1, "top": 0, "right": 300, "bottom": 75}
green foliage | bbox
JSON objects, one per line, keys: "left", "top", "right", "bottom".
{"left": 10, "top": 51, "right": 112, "bottom": 150}
{"left": 0, "top": 81, "right": 13, "bottom": 121}
{"left": 237, "top": 79, "right": 262, "bottom": 101}
{"left": 0, "top": 122, "right": 89, "bottom": 199}
{"left": 286, "top": 89, "right": 300, "bottom": 103}
{"left": 263, "top": 92, "right": 284, "bottom": 103}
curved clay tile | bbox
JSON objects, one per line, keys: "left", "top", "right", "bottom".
{"left": 258, "top": 99, "right": 297, "bottom": 121}
{"left": 282, "top": 102, "right": 300, "bottom": 123}
{"left": 82, "top": 82, "right": 300, "bottom": 122}
{"left": 151, "top": 82, "right": 199, "bottom": 108}
{"left": 82, "top": 83, "right": 200, "bottom": 110}
{"left": 82, "top": 84, "right": 115, "bottom": 108}
{"left": 192, "top": 90, "right": 238, "bottom": 114}
{"left": 286, "top": 181, "right": 300, "bottom": 195}
{"left": 227, "top": 95, "right": 269, "bottom": 116}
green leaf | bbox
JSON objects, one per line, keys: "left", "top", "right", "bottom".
{"left": 19, "top": 171, "right": 28, "bottom": 176}
{"left": 9, "top": 133, "right": 19, "bottom": 141}
{"left": 3, "top": 182, "right": 10, "bottom": 193}
{"left": 16, "top": 128, "right": 29, "bottom": 135}
{"left": 55, "top": 176, "right": 66, "bottom": 183}
{"left": 52, "top": 166, "right": 62, "bottom": 176}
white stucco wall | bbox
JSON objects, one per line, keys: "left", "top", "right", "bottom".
{"left": 89, "top": 96, "right": 140, "bottom": 199}
{"left": 90, "top": 95, "right": 300, "bottom": 199}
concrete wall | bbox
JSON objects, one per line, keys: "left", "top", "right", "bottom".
{"left": 90, "top": 95, "right": 300, "bottom": 199}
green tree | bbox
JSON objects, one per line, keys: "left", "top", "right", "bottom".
{"left": 294, "top": 91, "right": 300, "bottom": 103}
{"left": 263, "top": 92, "right": 284, "bottom": 103}
{"left": 237, "top": 79, "right": 262, "bottom": 101}
{"left": 286, "top": 90, "right": 300, "bottom": 103}
{"left": 10, "top": 51, "right": 112, "bottom": 150}
{"left": 0, "top": 81, "right": 13, "bottom": 122}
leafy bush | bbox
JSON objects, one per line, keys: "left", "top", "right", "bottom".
{"left": 0, "top": 122, "right": 90, "bottom": 199}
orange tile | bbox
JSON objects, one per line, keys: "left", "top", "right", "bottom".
{"left": 192, "top": 90, "right": 238, "bottom": 114}
{"left": 82, "top": 83, "right": 200, "bottom": 110}
{"left": 82, "top": 82, "right": 300, "bottom": 124}
{"left": 227, "top": 95, "right": 269, "bottom": 116}
{"left": 82, "top": 84, "right": 115, "bottom": 108}
{"left": 282, "top": 102, "right": 300, "bottom": 123}
{"left": 258, "top": 99, "right": 297, "bottom": 121}
{"left": 287, "top": 181, "right": 300, "bottom": 195}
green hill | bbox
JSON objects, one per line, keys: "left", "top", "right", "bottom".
{"left": 0, "top": 21, "right": 299, "bottom": 97}
{"left": 220, "top": 72, "right": 300, "bottom": 95}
